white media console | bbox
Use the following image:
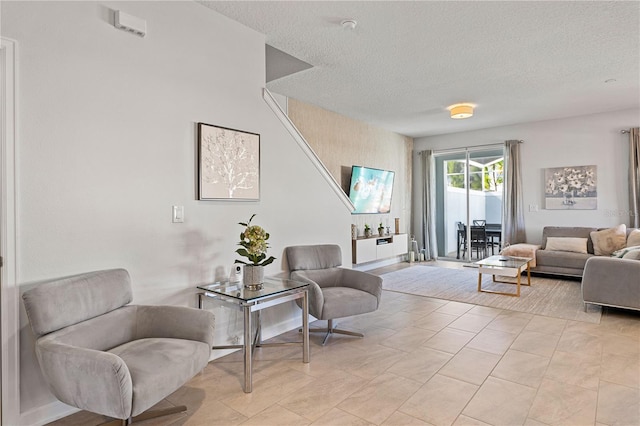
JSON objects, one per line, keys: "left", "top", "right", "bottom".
{"left": 351, "top": 233, "right": 408, "bottom": 265}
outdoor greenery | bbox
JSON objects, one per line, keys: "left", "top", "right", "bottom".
{"left": 446, "top": 159, "right": 503, "bottom": 192}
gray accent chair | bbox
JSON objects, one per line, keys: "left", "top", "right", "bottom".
{"left": 21, "top": 268, "right": 215, "bottom": 426}
{"left": 285, "top": 244, "right": 383, "bottom": 345}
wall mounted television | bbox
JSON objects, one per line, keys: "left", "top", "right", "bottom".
{"left": 348, "top": 165, "right": 395, "bottom": 214}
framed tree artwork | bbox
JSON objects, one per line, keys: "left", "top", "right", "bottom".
{"left": 197, "top": 122, "right": 260, "bottom": 200}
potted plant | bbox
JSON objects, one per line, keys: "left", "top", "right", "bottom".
{"left": 364, "top": 224, "right": 372, "bottom": 238}
{"left": 235, "top": 214, "right": 276, "bottom": 289}
{"left": 378, "top": 222, "right": 385, "bottom": 236}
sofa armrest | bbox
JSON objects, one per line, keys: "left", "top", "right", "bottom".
{"left": 36, "top": 340, "right": 132, "bottom": 419}
{"left": 290, "top": 271, "right": 324, "bottom": 318}
{"left": 135, "top": 305, "right": 215, "bottom": 347}
{"left": 581, "top": 257, "right": 640, "bottom": 310}
{"left": 339, "top": 268, "right": 383, "bottom": 302}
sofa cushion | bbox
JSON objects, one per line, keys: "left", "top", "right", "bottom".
{"left": 536, "top": 249, "right": 593, "bottom": 271}
{"left": 627, "top": 229, "right": 640, "bottom": 247}
{"left": 545, "top": 237, "right": 588, "bottom": 254}
{"left": 590, "top": 224, "right": 627, "bottom": 256}
{"left": 541, "top": 227, "right": 597, "bottom": 254}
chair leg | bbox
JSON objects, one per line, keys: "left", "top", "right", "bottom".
{"left": 99, "top": 405, "right": 187, "bottom": 426}
{"left": 308, "top": 319, "right": 364, "bottom": 345}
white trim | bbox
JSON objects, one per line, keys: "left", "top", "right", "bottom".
{"left": 262, "top": 88, "right": 355, "bottom": 212}
{"left": 19, "top": 402, "right": 78, "bottom": 426}
{"left": 1, "top": 37, "right": 19, "bottom": 426}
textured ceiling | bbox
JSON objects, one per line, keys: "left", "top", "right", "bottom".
{"left": 198, "top": 1, "right": 640, "bottom": 138}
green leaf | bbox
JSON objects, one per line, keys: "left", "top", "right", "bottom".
{"left": 238, "top": 222, "right": 248, "bottom": 227}
{"left": 260, "top": 256, "right": 276, "bottom": 266}
{"left": 234, "top": 260, "right": 248, "bottom": 265}
{"left": 236, "top": 248, "right": 250, "bottom": 257}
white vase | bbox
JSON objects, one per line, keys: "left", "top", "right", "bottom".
{"left": 243, "top": 265, "right": 264, "bottom": 290}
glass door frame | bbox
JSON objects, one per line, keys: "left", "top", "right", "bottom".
{"left": 433, "top": 144, "right": 504, "bottom": 263}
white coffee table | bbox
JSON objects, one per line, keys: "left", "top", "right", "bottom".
{"left": 476, "top": 255, "right": 532, "bottom": 297}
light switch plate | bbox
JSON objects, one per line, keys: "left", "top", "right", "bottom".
{"left": 172, "top": 206, "right": 184, "bottom": 223}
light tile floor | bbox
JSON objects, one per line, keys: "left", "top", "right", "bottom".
{"left": 50, "top": 263, "right": 640, "bottom": 426}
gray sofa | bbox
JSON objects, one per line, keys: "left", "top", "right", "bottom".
{"left": 582, "top": 256, "right": 640, "bottom": 311}
{"left": 532, "top": 226, "right": 637, "bottom": 278}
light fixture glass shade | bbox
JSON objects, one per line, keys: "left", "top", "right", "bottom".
{"left": 450, "top": 104, "right": 474, "bottom": 119}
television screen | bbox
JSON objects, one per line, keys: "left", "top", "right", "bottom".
{"left": 348, "top": 166, "right": 395, "bottom": 214}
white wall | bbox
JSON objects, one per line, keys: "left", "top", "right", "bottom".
{"left": 414, "top": 108, "right": 640, "bottom": 246}
{"left": 2, "top": 1, "right": 352, "bottom": 424}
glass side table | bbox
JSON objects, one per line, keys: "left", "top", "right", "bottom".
{"left": 197, "top": 277, "right": 309, "bottom": 393}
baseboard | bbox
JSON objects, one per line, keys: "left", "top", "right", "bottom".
{"left": 19, "top": 400, "right": 78, "bottom": 426}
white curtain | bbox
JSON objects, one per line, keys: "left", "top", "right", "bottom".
{"left": 502, "top": 140, "right": 526, "bottom": 244}
{"left": 421, "top": 150, "right": 437, "bottom": 259}
{"left": 630, "top": 128, "right": 640, "bottom": 228}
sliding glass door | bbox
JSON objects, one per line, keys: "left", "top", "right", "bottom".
{"left": 434, "top": 147, "right": 504, "bottom": 262}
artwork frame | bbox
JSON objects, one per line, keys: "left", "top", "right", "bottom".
{"left": 544, "top": 165, "right": 597, "bottom": 210}
{"left": 197, "top": 122, "right": 260, "bottom": 201}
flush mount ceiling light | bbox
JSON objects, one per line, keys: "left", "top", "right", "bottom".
{"left": 341, "top": 19, "right": 357, "bottom": 30}
{"left": 448, "top": 103, "right": 475, "bottom": 119}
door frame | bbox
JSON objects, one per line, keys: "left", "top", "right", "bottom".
{"left": 1, "top": 37, "right": 19, "bottom": 426}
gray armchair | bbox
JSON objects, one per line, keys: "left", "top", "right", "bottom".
{"left": 285, "top": 244, "right": 383, "bottom": 345}
{"left": 22, "top": 268, "right": 215, "bottom": 426}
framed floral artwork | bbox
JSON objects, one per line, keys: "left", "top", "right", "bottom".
{"left": 544, "top": 165, "right": 597, "bottom": 210}
{"left": 197, "top": 122, "right": 260, "bottom": 200}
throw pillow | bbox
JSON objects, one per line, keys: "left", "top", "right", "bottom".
{"left": 545, "top": 237, "right": 588, "bottom": 254}
{"left": 622, "top": 249, "right": 640, "bottom": 260}
{"left": 611, "top": 245, "right": 640, "bottom": 258}
{"left": 627, "top": 229, "right": 640, "bottom": 247}
{"left": 590, "top": 224, "right": 627, "bottom": 256}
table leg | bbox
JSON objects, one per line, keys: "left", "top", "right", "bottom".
{"left": 198, "top": 293, "right": 203, "bottom": 309}
{"left": 457, "top": 231, "right": 460, "bottom": 259}
{"left": 477, "top": 272, "right": 482, "bottom": 292}
{"left": 303, "top": 289, "right": 309, "bottom": 363}
{"left": 526, "top": 261, "right": 531, "bottom": 285}
{"left": 516, "top": 267, "right": 521, "bottom": 297}
{"left": 243, "top": 306, "right": 252, "bottom": 393}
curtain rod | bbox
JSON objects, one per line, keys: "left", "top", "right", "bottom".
{"left": 419, "top": 141, "right": 522, "bottom": 155}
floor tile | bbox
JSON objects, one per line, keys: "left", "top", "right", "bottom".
{"left": 465, "top": 328, "right": 518, "bottom": 355}
{"left": 388, "top": 347, "right": 452, "bottom": 383}
{"left": 380, "top": 326, "right": 437, "bottom": 352}
{"left": 239, "top": 404, "right": 310, "bottom": 426}
{"left": 400, "top": 374, "right": 478, "bottom": 426}
{"left": 462, "top": 377, "right": 537, "bottom": 425}
{"left": 452, "top": 415, "right": 492, "bottom": 426}
{"left": 509, "top": 330, "right": 560, "bottom": 357}
{"left": 596, "top": 381, "right": 640, "bottom": 426}
{"left": 415, "top": 312, "right": 460, "bottom": 332}
{"left": 543, "top": 350, "right": 601, "bottom": 391}
{"left": 309, "top": 407, "right": 373, "bottom": 426}
{"left": 448, "top": 313, "right": 494, "bottom": 333}
{"left": 490, "top": 349, "right": 550, "bottom": 388}
{"left": 381, "top": 411, "right": 433, "bottom": 425}
{"left": 523, "top": 315, "right": 567, "bottom": 336}
{"left": 600, "top": 352, "right": 640, "bottom": 388}
{"left": 466, "top": 305, "right": 503, "bottom": 319}
{"left": 434, "top": 301, "right": 475, "bottom": 316}
{"left": 486, "top": 312, "right": 532, "bottom": 334}
{"left": 527, "top": 378, "right": 597, "bottom": 425}
{"left": 423, "top": 327, "right": 476, "bottom": 354}
{"left": 278, "top": 370, "right": 368, "bottom": 421}
{"left": 555, "top": 330, "right": 603, "bottom": 357}
{"left": 438, "top": 348, "right": 501, "bottom": 386}
{"left": 338, "top": 372, "right": 422, "bottom": 424}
